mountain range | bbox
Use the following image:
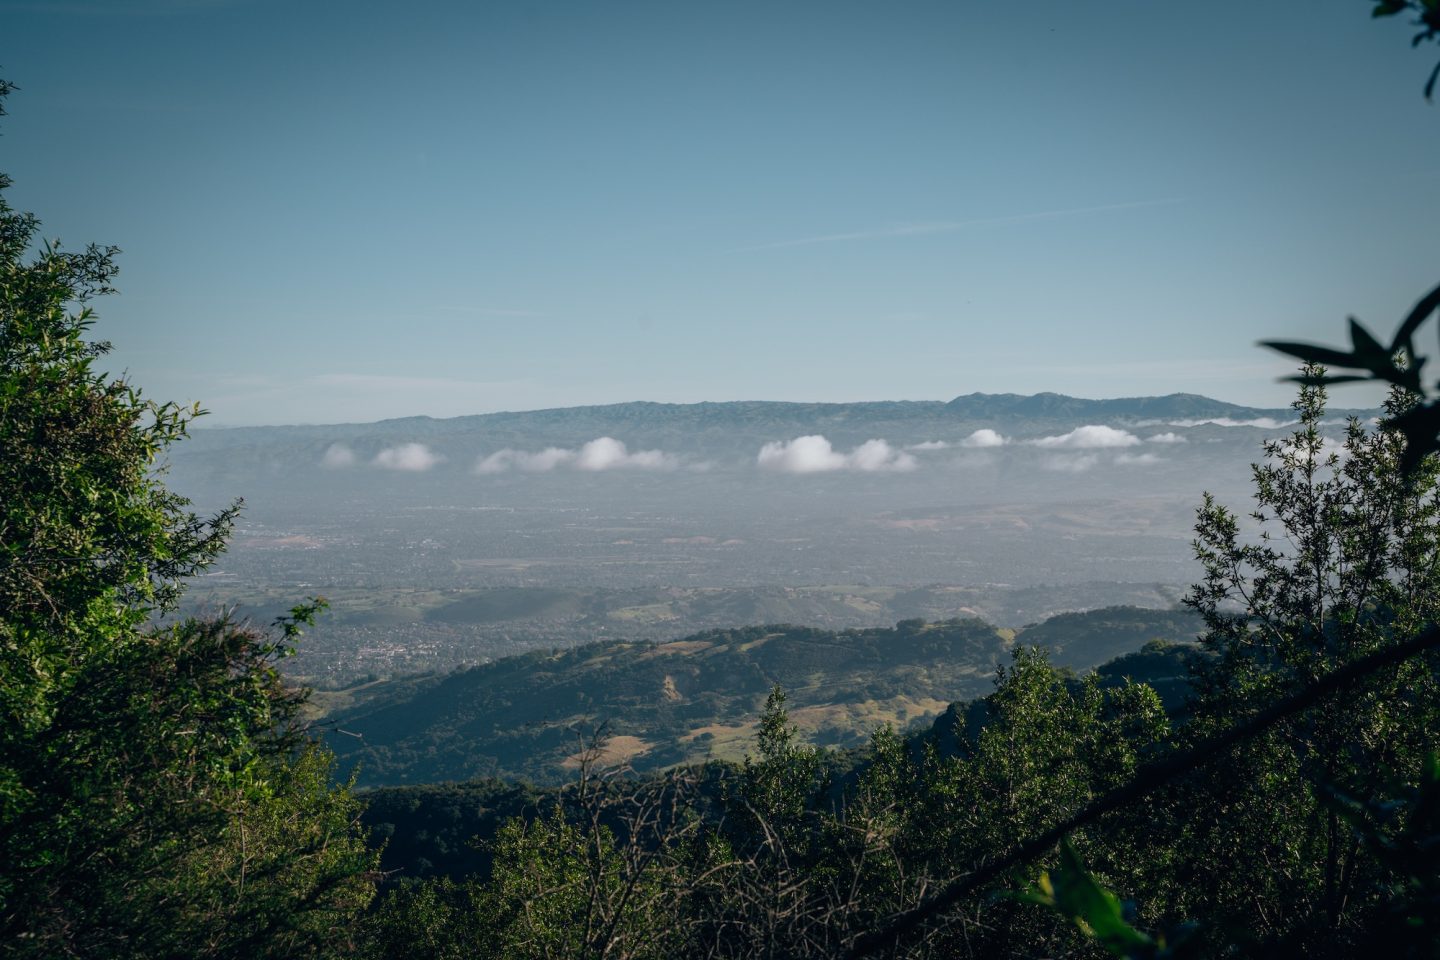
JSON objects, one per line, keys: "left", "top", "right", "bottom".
{"left": 191, "top": 390, "right": 1306, "bottom": 444}
{"left": 166, "top": 390, "right": 1371, "bottom": 492}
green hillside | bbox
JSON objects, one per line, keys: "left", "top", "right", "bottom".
{"left": 324, "top": 606, "right": 1203, "bottom": 786}
{"left": 327, "top": 618, "right": 1003, "bottom": 785}
{"left": 362, "top": 639, "right": 1211, "bottom": 885}
{"left": 1012, "top": 605, "right": 1202, "bottom": 668}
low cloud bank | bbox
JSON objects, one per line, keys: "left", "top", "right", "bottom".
{"left": 476, "top": 437, "right": 678, "bottom": 474}
{"left": 961, "top": 429, "right": 1007, "bottom": 449}
{"left": 321, "top": 443, "right": 357, "bottom": 468}
{"left": 475, "top": 447, "right": 575, "bottom": 473}
{"left": 575, "top": 437, "right": 677, "bottom": 471}
{"left": 373, "top": 443, "right": 444, "bottom": 471}
{"left": 327, "top": 419, "right": 1217, "bottom": 478}
{"left": 758, "top": 435, "right": 917, "bottom": 473}
{"left": 1030, "top": 425, "right": 1141, "bottom": 449}
{"left": 1166, "top": 417, "right": 1295, "bottom": 429}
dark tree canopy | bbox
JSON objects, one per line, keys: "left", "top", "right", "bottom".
{"left": 0, "top": 78, "right": 377, "bottom": 960}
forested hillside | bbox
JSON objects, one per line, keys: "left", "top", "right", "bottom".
{"left": 322, "top": 606, "right": 1201, "bottom": 786}
{"left": 359, "top": 639, "right": 1208, "bottom": 887}
{"left": 1012, "top": 606, "right": 1203, "bottom": 669}
{"left": 326, "top": 618, "right": 1007, "bottom": 785}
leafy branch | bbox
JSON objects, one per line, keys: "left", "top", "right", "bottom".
{"left": 1371, "top": 0, "right": 1440, "bottom": 98}
{"left": 1012, "top": 840, "right": 1199, "bottom": 960}
{"left": 1262, "top": 281, "right": 1440, "bottom": 473}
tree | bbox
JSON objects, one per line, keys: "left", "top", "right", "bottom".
{"left": 1164, "top": 370, "right": 1440, "bottom": 955}
{"left": 897, "top": 648, "right": 1170, "bottom": 958}
{"left": 0, "top": 79, "right": 376, "bottom": 957}
{"left": 734, "top": 686, "right": 821, "bottom": 837}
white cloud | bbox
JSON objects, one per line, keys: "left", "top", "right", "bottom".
{"left": 519, "top": 447, "right": 580, "bottom": 472}
{"left": 1116, "top": 452, "right": 1163, "bottom": 466}
{"left": 321, "top": 443, "right": 356, "bottom": 468}
{"left": 1041, "top": 453, "right": 1099, "bottom": 473}
{"left": 848, "top": 439, "right": 917, "bottom": 472}
{"left": 757, "top": 435, "right": 917, "bottom": 473}
{"left": 473, "top": 452, "right": 509, "bottom": 475}
{"left": 1145, "top": 432, "right": 1187, "bottom": 444}
{"left": 1167, "top": 417, "right": 1295, "bottom": 429}
{"left": 906, "top": 440, "right": 950, "bottom": 451}
{"left": 758, "top": 436, "right": 845, "bottom": 473}
{"left": 373, "top": 443, "right": 444, "bottom": 471}
{"left": 960, "top": 429, "right": 1007, "bottom": 449}
{"left": 1031, "top": 425, "right": 1141, "bottom": 449}
{"left": 475, "top": 447, "right": 577, "bottom": 474}
{"left": 475, "top": 438, "right": 677, "bottom": 474}
{"left": 575, "top": 437, "right": 678, "bottom": 472}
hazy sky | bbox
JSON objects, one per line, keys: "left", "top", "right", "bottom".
{"left": 3, "top": 0, "right": 1437, "bottom": 424}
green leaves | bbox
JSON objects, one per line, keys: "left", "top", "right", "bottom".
{"left": 1260, "top": 281, "right": 1440, "bottom": 474}
{"left": 736, "top": 684, "right": 822, "bottom": 836}
{"left": 1368, "top": 0, "right": 1440, "bottom": 97}
{"left": 1263, "top": 339, "right": 1366, "bottom": 367}
{"left": 1015, "top": 840, "right": 1196, "bottom": 960}
{"left": 0, "top": 76, "right": 376, "bottom": 958}
{"left": 1390, "top": 282, "right": 1440, "bottom": 359}
{"left": 1349, "top": 315, "right": 1390, "bottom": 361}
{"left": 273, "top": 596, "right": 330, "bottom": 647}
{"left": 1262, "top": 311, "right": 1423, "bottom": 392}
{"left": 1318, "top": 750, "right": 1440, "bottom": 954}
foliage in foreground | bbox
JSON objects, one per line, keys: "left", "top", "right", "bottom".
{"left": 0, "top": 79, "right": 377, "bottom": 958}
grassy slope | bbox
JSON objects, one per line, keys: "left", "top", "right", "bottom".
{"left": 324, "top": 606, "right": 1202, "bottom": 787}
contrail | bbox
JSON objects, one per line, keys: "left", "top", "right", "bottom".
{"left": 739, "top": 197, "right": 1186, "bottom": 251}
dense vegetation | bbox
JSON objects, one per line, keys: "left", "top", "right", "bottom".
{"left": 1010, "top": 607, "right": 1204, "bottom": 671}
{"left": 0, "top": 80, "right": 377, "bottom": 957}
{"left": 359, "top": 640, "right": 1205, "bottom": 887}
{"left": 320, "top": 609, "right": 1201, "bottom": 786}
{"left": 325, "top": 617, "right": 1009, "bottom": 785}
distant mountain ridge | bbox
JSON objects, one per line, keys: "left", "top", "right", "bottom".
{"left": 942, "top": 391, "right": 1277, "bottom": 420}
{"left": 197, "top": 391, "right": 1301, "bottom": 436}
{"left": 170, "top": 390, "right": 1368, "bottom": 482}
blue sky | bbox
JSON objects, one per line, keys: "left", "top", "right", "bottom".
{"left": 3, "top": 0, "right": 1437, "bottom": 424}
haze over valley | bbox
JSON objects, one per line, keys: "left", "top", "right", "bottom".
{"left": 169, "top": 390, "right": 1366, "bottom": 686}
